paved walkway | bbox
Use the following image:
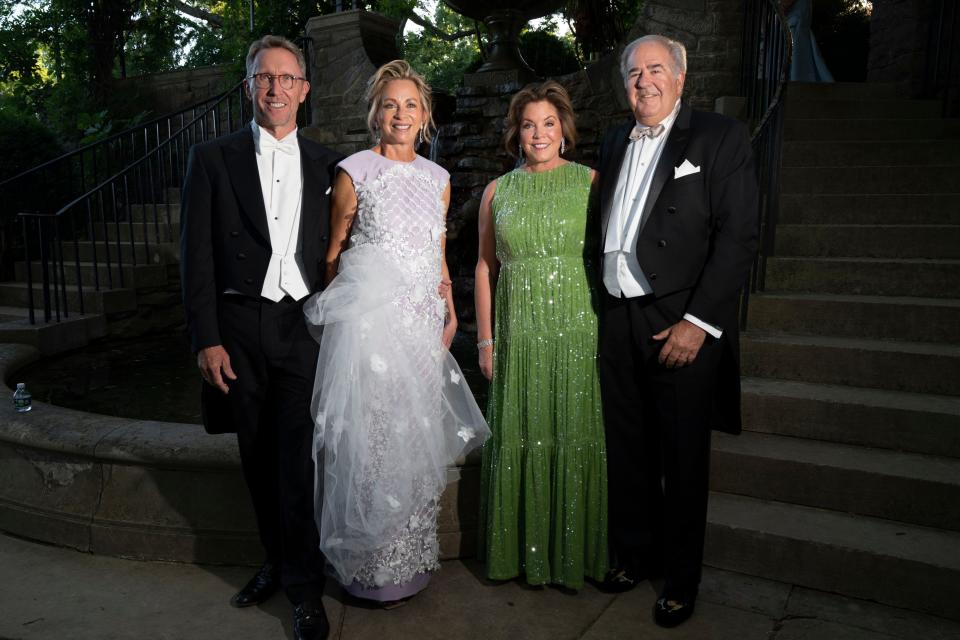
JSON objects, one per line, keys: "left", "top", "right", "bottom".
{"left": 2, "top": 533, "right": 958, "bottom": 640}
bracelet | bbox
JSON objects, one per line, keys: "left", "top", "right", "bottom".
{"left": 477, "top": 338, "right": 494, "bottom": 350}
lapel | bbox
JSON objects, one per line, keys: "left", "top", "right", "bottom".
{"left": 298, "top": 133, "right": 326, "bottom": 254}
{"left": 637, "top": 102, "right": 693, "bottom": 237}
{"left": 222, "top": 128, "right": 270, "bottom": 243}
{"left": 599, "top": 121, "right": 633, "bottom": 246}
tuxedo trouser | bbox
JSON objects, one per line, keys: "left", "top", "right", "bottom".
{"left": 598, "top": 291, "right": 722, "bottom": 596}
{"left": 217, "top": 294, "right": 324, "bottom": 604}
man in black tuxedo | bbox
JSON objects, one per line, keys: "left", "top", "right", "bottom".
{"left": 596, "top": 35, "right": 759, "bottom": 627}
{"left": 180, "top": 35, "right": 339, "bottom": 640}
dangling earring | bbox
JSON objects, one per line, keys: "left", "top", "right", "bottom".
{"left": 417, "top": 125, "right": 424, "bottom": 148}
{"left": 373, "top": 126, "right": 381, "bottom": 145}
{"left": 560, "top": 137, "right": 566, "bottom": 155}
{"left": 518, "top": 142, "right": 524, "bottom": 160}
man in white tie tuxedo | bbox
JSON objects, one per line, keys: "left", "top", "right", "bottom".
{"left": 180, "top": 35, "right": 340, "bottom": 640}
{"left": 595, "top": 35, "right": 759, "bottom": 627}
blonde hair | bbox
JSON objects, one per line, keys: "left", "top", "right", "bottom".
{"left": 365, "top": 60, "right": 436, "bottom": 144}
{"left": 503, "top": 80, "right": 577, "bottom": 159}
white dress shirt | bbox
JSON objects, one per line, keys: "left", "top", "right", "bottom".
{"left": 251, "top": 121, "right": 310, "bottom": 302}
{"left": 602, "top": 101, "right": 721, "bottom": 338}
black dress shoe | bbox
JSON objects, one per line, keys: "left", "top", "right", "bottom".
{"left": 293, "top": 601, "right": 330, "bottom": 640}
{"left": 598, "top": 566, "right": 641, "bottom": 593}
{"left": 654, "top": 592, "right": 696, "bottom": 628}
{"left": 229, "top": 563, "right": 280, "bottom": 608}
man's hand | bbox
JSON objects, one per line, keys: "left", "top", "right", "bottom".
{"left": 197, "top": 345, "right": 237, "bottom": 394}
{"left": 653, "top": 319, "right": 706, "bottom": 369}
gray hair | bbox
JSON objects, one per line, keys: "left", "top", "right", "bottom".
{"left": 620, "top": 35, "right": 687, "bottom": 81}
{"left": 245, "top": 35, "right": 308, "bottom": 79}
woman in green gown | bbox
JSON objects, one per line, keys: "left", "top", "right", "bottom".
{"left": 475, "top": 81, "right": 608, "bottom": 589}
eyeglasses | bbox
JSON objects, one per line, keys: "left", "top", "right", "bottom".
{"left": 247, "top": 73, "right": 306, "bottom": 90}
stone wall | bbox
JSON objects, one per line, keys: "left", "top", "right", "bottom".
{"left": 630, "top": 0, "right": 744, "bottom": 111}
{"left": 436, "top": 0, "right": 745, "bottom": 325}
{"left": 867, "top": 0, "right": 935, "bottom": 97}
{"left": 112, "top": 65, "right": 235, "bottom": 118}
{"left": 867, "top": 0, "right": 959, "bottom": 111}
{"left": 301, "top": 10, "right": 403, "bottom": 155}
{"left": 299, "top": 5, "right": 746, "bottom": 327}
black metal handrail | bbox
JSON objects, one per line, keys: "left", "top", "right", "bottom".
{"left": 15, "top": 80, "right": 251, "bottom": 325}
{"left": 738, "top": 0, "right": 793, "bottom": 329}
{"left": 927, "top": 0, "right": 959, "bottom": 116}
{"left": 0, "top": 86, "right": 238, "bottom": 220}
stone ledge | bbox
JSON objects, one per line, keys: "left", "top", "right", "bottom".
{"left": 0, "top": 343, "right": 482, "bottom": 564}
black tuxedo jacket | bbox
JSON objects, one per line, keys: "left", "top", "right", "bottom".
{"left": 597, "top": 103, "right": 759, "bottom": 432}
{"left": 180, "top": 127, "right": 341, "bottom": 354}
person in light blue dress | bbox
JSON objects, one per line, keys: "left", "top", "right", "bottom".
{"left": 783, "top": 0, "right": 834, "bottom": 82}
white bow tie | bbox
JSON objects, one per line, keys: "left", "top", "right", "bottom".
{"left": 259, "top": 136, "right": 297, "bottom": 155}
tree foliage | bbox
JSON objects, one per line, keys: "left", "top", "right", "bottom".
{"left": 0, "top": 0, "right": 634, "bottom": 149}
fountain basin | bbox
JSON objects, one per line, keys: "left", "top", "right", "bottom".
{"left": 0, "top": 342, "right": 481, "bottom": 564}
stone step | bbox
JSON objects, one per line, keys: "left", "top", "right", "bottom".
{"left": 712, "top": 431, "right": 960, "bottom": 531}
{"left": 782, "top": 140, "right": 960, "bottom": 167}
{"left": 741, "top": 332, "right": 960, "bottom": 396}
{"left": 0, "top": 310, "right": 107, "bottom": 355}
{"left": 787, "top": 81, "right": 898, "bottom": 101}
{"left": 779, "top": 194, "right": 960, "bottom": 225}
{"left": 0, "top": 281, "right": 136, "bottom": 315}
{"left": 763, "top": 256, "right": 960, "bottom": 298}
{"left": 705, "top": 493, "right": 960, "bottom": 620}
{"left": 783, "top": 118, "right": 960, "bottom": 141}
{"left": 742, "top": 377, "right": 960, "bottom": 459}
{"left": 785, "top": 98, "right": 941, "bottom": 120}
{"left": 774, "top": 224, "right": 960, "bottom": 259}
{"left": 14, "top": 260, "right": 168, "bottom": 289}
{"left": 129, "top": 203, "right": 180, "bottom": 224}
{"left": 781, "top": 165, "right": 959, "bottom": 194}
{"left": 61, "top": 241, "right": 179, "bottom": 266}
{"left": 746, "top": 293, "right": 960, "bottom": 344}
{"left": 100, "top": 221, "right": 179, "bottom": 244}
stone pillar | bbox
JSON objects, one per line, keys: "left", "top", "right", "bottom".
{"left": 302, "top": 9, "right": 401, "bottom": 155}
{"left": 867, "top": 0, "right": 939, "bottom": 98}
{"left": 629, "top": 0, "right": 744, "bottom": 111}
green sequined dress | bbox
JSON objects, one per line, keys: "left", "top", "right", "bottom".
{"left": 479, "top": 162, "right": 608, "bottom": 589}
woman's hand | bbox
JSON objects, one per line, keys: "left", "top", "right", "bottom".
{"left": 442, "top": 313, "right": 457, "bottom": 349}
{"left": 478, "top": 343, "right": 493, "bottom": 380}
{"left": 438, "top": 278, "right": 451, "bottom": 298}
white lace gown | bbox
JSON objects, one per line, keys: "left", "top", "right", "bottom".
{"left": 304, "top": 150, "right": 489, "bottom": 600}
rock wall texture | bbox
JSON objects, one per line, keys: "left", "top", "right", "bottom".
{"left": 301, "top": 3, "right": 745, "bottom": 326}
{"left": 112, "top": 65, "right": 235, "bottom": 119}
{"left": 868, "top": 0, "right": 959, "bottom": 110}
{"left": 867, "top": 0, "right": 936, "bottom": 97}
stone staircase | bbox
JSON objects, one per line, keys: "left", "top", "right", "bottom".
{"left": 0, "top": 193, "right": 181, "bottom": 354}
{"left": 704, "top": 81, "right": 960, "bottom": 621}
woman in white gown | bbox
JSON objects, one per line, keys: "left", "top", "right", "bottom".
{"left": 304, "top": 60, "right": 489, "bottom": 604}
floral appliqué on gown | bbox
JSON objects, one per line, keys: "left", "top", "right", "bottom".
{"left": 305, "top": 150, "right": 489, "bottom": 598}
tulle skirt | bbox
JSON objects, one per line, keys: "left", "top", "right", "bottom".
{"left": 304, "top": 244, "right": 489, "bottom": 588}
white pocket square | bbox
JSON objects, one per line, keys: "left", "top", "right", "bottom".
{"left": 674, "top": 159, "right": 701, "bottom": 179}
{"left": 325, "top": 186, "right": 332, "bottom": 195}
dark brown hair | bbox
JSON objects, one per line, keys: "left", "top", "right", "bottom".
{"left": 503, "top": 80, "right": 577, "bottom": 159}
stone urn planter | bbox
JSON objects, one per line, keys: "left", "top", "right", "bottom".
{"left": 442, "top": 0, "right": 565, "bottom": 74}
